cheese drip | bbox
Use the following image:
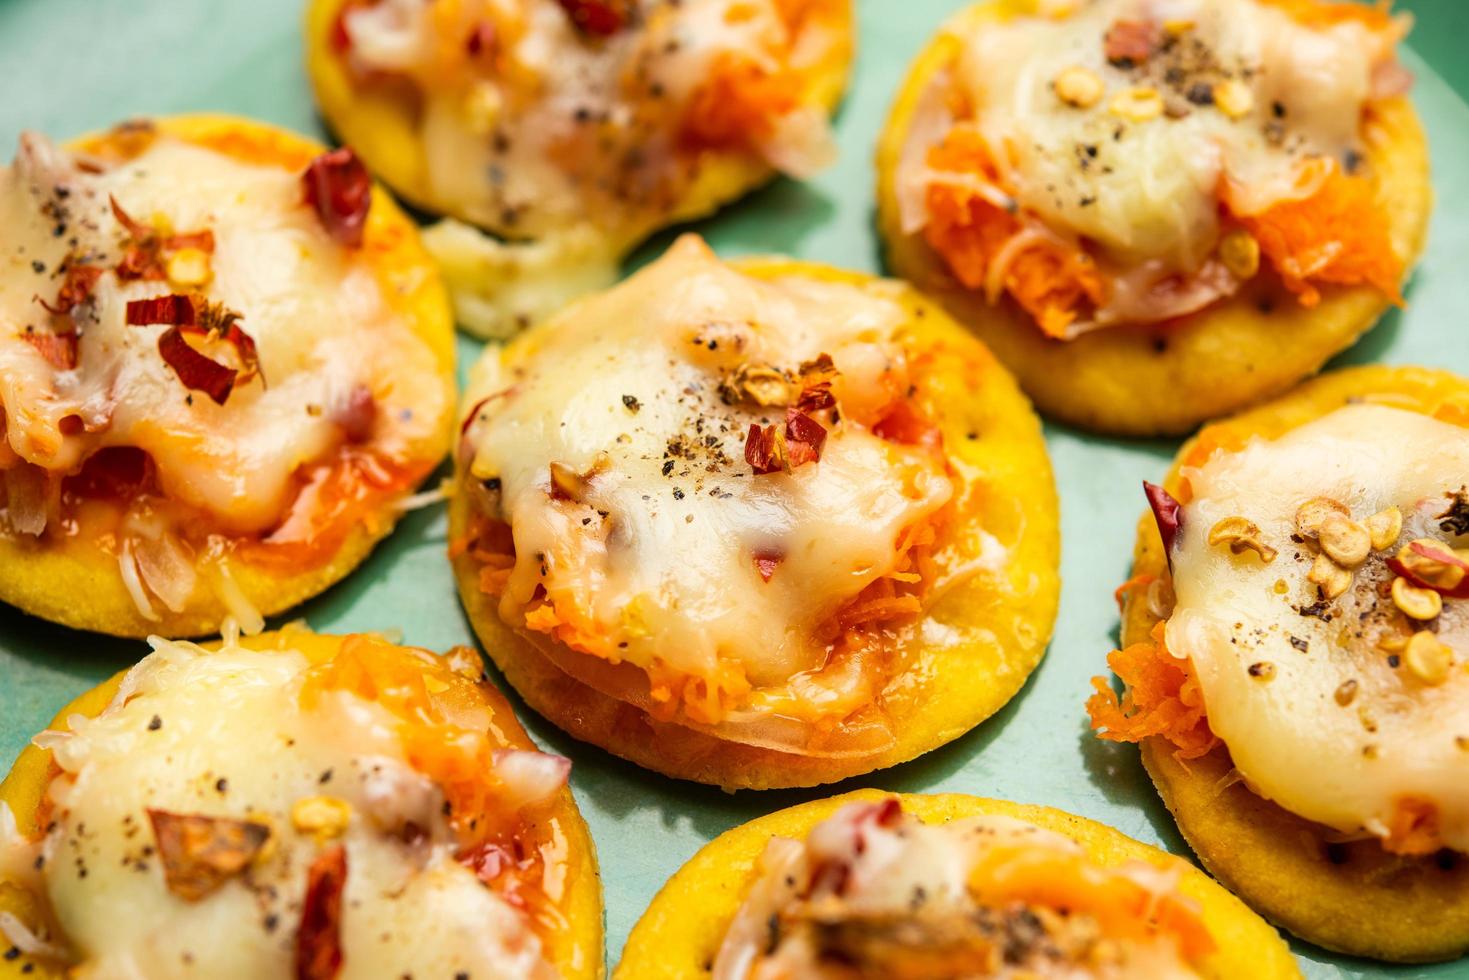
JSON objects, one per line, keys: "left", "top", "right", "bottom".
{"left": 714, "top": 801, "right": 1205, "bottom": 980}
{"left": 464, "top": 236, "right": 954, "bottom": 696}
{"left": 1168, "top": 405, "right": 1469, "bottom": 851}
{"left": 20, "top": 638, "right": 561, "bottom": 979}
{"left": 901, "top": 0, "right": 1405, "bottom": 325}
{"left": 343, "top": 0, "right": 840, "bottom": 238}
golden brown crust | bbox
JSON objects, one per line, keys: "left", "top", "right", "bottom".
{"left": 304, "top": 0, "right": 855, "bottom": 252}
{"left": 875, "top": 1, "right": 1433, "bottom": 437}
{"left": 451, "top": 258, "right": 1060, "bottom": 790}
{"left": 0, "top": 627, "right": 603, "bottom": 980}
{"left": 1120, "top": 365, "right": 1469, "bottom": 962}
{"left": 614, "top": 789, "right": 1302, "bottom": 980}
{"left": 0, "top": 114, "right": 456, "bottom": 639}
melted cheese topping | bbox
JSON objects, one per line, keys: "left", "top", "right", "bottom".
{"left": 462, "top": 236, "right": 953, "bottom": 707}
{"left": 0, "top": 132, "right": 446, "bottom": 532}
{"left": 343, "top": 0, "right": 840, "bottom": 238}
{"left": 15, "top": 639, "right": 560, "bottom": 979}
{"left": 714, "top": 802, "right": 1203, "bottom": 980}
{"left": 902, "top": 0, "right": 1404, "bottom": 323}
{"left": 1169, "top": 405, "right": 1469, "bottom": 850}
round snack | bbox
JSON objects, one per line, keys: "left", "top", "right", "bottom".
{"left": 450, "top": 234, "right": 1059, "bottom": 790}
{"left": 1089, "top": 365, "right": 1469, "bottom": 962}
{"left": 306, "top": 0, "right": 854, "bottom": 338}
{"left": 876, "top": 0, "right": 1430, "bottom": 436}
{"left": 0, "top": 625, "right": 602, "bottom": 979}
{"left": 617, "top": 790, "right": 1301, "bottom": 979}
{"left": 0, "top": 115, "right": 456, "bottom": 638}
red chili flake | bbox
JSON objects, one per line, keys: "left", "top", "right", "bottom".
{"left": 872, "top": 399, "right": 942, "bottom": 448}
{"left": 295, "top": 845, "right": 347, "bottom": 980}
{"left": 1387, "top": 541, "right": 1469, "bottom": 599}
{"left": 111, "top": 196, "right": 216, "bottom": 282}
{"left": 784, "top": 408, "right": 827, "bottom": 467}
{"left": 333, "top": 384, "right": 377, "bottom": 443}
{"left": 302, "top": 147, "right": 372, "bottom": 248}
{"left": 1143, "top": 481, "right": 1183, "bottom": 568}
{"left": 745, "top": 408, "right": 828, "bottom": 475}
{"left": 1104, "top": 19, "right": 1161, "bottom": 68}
{"left": 34, "top": 263, "right": 103, "bottom": 316}
{"left": 157, "top": 327, "right": 238, "bottom": 406}
{"left": 110, "top": 194, "right": 152, "bottom": 242}
{"left": 744, "top": 423, "right": 778, "bottom": 474}
{"left": 465, "top": 21, "right": 498, "bottom": 58}
{"left": 128, "top": 294, "right": 263, "bottom": 405}
{"left": 753, "top": 550, "right": 783, "bottom": 582}
{"left": 21, "top": 330, "right": 79, "bottom": 370}
{"left": 795, "top": 381, "right": 835, "bottom": 415}
{"left": 126, "top": 293, "right": 198, "bottom": 327}
{"left": 555, "top": 0, "right": 631, "bottom": 37}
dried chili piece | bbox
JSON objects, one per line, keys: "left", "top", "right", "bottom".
{"left": 295, "top": 845, "right": 348, "bottom": 980}
{"left": 302, "top": 148, "right": 372, "bottom": 248}
{"left": 1144, "top": 481, "right": 1183, "bottom": 568}
{"left": 555, "top": 0, "right": 631, "bottom": 37}
{"left": 146, "top": 809, "right": 271, "bottom": 902}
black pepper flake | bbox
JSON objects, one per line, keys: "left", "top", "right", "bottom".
{"left": 147, "top": 715, "right": 162, "bottom": 731}
{"left": 661, "top": 460, "right": 674, "bottom": 477}
{"left": 319, "top": 768, "right": 334, "bottom": 784}
{"left": 264, "top": 913, "right": 279, "bottom": 933}
{"left": 1185, "top": 82, "right": 1214, "bottom": 106}
{"left": 1388, "top": 654, "right": 1401, "bottom": 669}
{"left": 215, "top": 777, "right": 228, "bottom": 793}
{"left": 30, "top": 260, "right": 44, "bottom": 274}
{"left": 672, "top": 488, "right": 685, "bottom": 500}
{"left": 1288, "top": 635, "right": 1309, "bottom": 653}
{"left": 3, "top": 948, "right": 18, "bottom": 962}
{"left": 621, "top": 394, "right": 641, "bottom": 413}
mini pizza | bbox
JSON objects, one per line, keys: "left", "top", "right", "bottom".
{"left": 1089, "top": 365, "right": 1469, "bottom": 962}
{"left": 0, "top": 115, "right": 456, "bottom": 638}
{"left": 0, "top": 625, "right": 602, "bottom": 979}
{"left": 450, "top": 235, "right": 1059, "bottom": 790}
{"left": 617, "top": 790, "right": 1300, "bottom": 979}
{"left": 306, "top": 0, "right": 854, "bottom": 338}
{"left": 877, "top": 0, "right": 1430, "bottom": 436}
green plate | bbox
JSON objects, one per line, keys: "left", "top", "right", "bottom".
{"left": 2, "top": 1, "right": 1466, "bottom": 976}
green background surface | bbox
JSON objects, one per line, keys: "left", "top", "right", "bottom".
{"left": 2, "top": 1, "right": 1467, "bottom": 976}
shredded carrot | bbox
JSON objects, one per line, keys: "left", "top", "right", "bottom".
{"left": 1113, "top": 573, "right": 1156, "bottom": 613}
{"left": 1434, "top": 397, "right": 1469, "bottom": 428}
{"left": 968, "top": 845, "right": 1216, "bottom": 962}
{"left": 1180, "top": 425, "right": 1248, "bottom": 472}
{"left": 300, "top": 635, "right": 510, "bottom": 839}
{"left": 771, "top": 0, "right": 836, "bottom": 33}
{"left": 1383, "top": 795, "right": 1443, "bottom": 856}
{"left": 1257, "top": 0, "right": 1397, "bottom": 31}
{"left": 1087, "top": 621, "right": 1219, "bottom": 760}
{"left": 460, "top": 392, "right": 952, "bottom": 731}
{"left": 1226, "top": 157, "right": 1403, "bottom": 309}
{"left": 644, "top": 658, "right": 753, "bottom": 726}
{"left": 923, "top": 128, "right": 1103, "bottom": 338}
{"left": 682, "top": 53, "right": 800, "bottom": 149}
{"left": 239, "top": 449, "right": 429, "bottom": 571}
